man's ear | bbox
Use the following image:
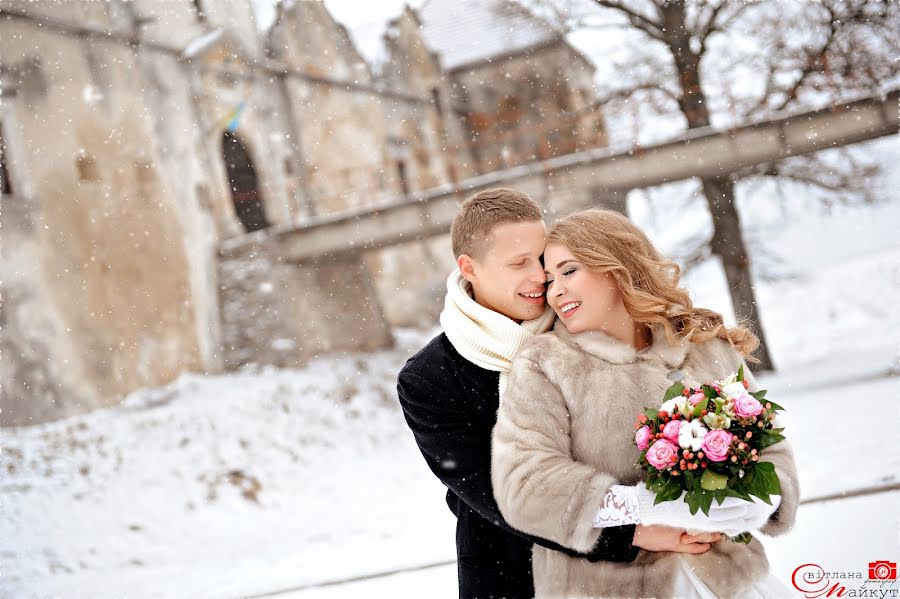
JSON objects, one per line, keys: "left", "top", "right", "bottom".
{"left": 458, "top": 254, "right": 478, "bottom": 284}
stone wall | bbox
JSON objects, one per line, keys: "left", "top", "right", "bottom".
{"left": 0, "top": 17, "right": 209, "bottom": 425}
{"left": 218, "top": 239, "right": 394, "bottom": 370}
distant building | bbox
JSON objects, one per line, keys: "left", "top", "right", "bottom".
{"left": 0, "top": 0, "right": 609, "bottom": 425}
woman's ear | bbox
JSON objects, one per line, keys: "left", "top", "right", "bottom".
{"left": 458, "top": 254, "right": 478, "bottom": 284}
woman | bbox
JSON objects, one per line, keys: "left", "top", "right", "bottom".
{"left": 491, "top": 209, "right": 799, "bottom": 598}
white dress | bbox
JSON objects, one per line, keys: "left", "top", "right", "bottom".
{"left": 674, "top": 559, "right": 794, "bottom": 598}
{"left": 594, "top": 486, "right": 794, "bottom": 598}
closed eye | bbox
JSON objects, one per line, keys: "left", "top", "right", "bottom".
{"left": 545, "top": 268, "right": 576, "bottom": 288}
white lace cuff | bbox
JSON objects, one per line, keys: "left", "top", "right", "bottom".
{"left": 593, "top": 485, "right": 641, "bottom": 528}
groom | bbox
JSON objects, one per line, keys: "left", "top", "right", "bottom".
{"left": 397, "top": 189, "right": 711, "bottom": 599}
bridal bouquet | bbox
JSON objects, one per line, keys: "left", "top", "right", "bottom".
{"left": 633, "top": 367, "right": 785, "bottom": 543}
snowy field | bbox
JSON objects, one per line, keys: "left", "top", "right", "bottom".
{"left": 2, "top": 191, "right": 898, "bottom": 597}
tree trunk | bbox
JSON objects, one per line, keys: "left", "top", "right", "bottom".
{"left": 701, "top": 177, "right": 775, "bottom": 371}
{"left": 661, "top": 1, "right": 775, "bottom": 370}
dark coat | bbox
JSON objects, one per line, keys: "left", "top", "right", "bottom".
{"left": 397, "top": 333, "right": 638, "bottom": 599}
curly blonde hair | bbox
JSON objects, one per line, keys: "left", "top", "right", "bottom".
{"left": 547, "top": 208, "right": 759, "bottom": 358}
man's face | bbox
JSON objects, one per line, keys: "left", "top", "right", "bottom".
{"left": 461, "top": 220, "right": 548, "bottom": 323}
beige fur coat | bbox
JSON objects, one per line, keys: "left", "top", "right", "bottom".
{"left": 492, "top": 320, "right": 799, "bottom": 598}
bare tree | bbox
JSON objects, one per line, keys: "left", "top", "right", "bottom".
{"left": 508, "top": 0, "right": 899, "bottom": 371}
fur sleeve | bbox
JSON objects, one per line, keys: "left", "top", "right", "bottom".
{"left": 491, "top": 352, "right": 617, "bottom": 554}
{"left": 738, "top": 359, "right": 801, "bottom": 536}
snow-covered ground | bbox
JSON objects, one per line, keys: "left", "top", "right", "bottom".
{"left": 2, "top": 195, "right": 898, "bottom": 598}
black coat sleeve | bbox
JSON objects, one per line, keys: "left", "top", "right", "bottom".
{"left": 397, "top": 369, "right": 639, "bottom": 563}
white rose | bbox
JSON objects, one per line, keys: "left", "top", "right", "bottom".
{"left": 722, "top": 382, "right": 749, "bottom": 398}
{"left": 717, "top": 373, "right": 739, "bottom": 388}
{"left": 660, "top": 396, "right": 690, "bottom": 418}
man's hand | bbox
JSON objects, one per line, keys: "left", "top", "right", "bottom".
{"left": 632, "top": 524, "right": 721, "bottom": 554}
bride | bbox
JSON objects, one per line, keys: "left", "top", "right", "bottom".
{"left": 491, "top": 208, "right": 799, "bottom": 598}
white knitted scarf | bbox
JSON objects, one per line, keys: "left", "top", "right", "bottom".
{"left": 439, "top": 268, "right": 556, "bottom": 403}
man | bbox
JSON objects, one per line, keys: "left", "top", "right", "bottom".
{"left": 397, "top": 189, "right": 719, "bottom": 598}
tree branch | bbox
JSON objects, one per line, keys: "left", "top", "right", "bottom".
{"left": 594, "top": 81, "right": 681, "bottom": 106}
{"left": 697, "top": 1, "right": 760, "bottom": 56}
{"left": 591, "top": 0, "right": 666, "bottom": 42}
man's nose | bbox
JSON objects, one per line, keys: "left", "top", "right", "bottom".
{"left": 527, "top": 264, "right": 545, "bottom": 284}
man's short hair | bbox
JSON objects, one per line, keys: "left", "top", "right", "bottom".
{"left": 450, "top": 188, "right": 543, "bottom": 259}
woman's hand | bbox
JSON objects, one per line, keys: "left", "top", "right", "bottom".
{"left": 632, "top": 524, "right": 722, "bottom": 553}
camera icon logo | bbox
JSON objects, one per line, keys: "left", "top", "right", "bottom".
{"left": 868, "top": 561, "right": 897, "bottom": 581}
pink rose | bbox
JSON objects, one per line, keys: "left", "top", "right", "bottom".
{"left": 635, "top": 426, "right": 652, "bottom": 450}
{"left": 732, "top": 395, "right": 764, "bottom": 418}
{"left": 645, "top": 439, "right": 679, "bottom": 470}
{"left": 701, "top": 429, "right": 734, "bottom": 463}
{"left": 663, "top": 420, "right": 683, "bottom": 444}
{"left": 689, "top": 392, "right": 706, "bottom": 406}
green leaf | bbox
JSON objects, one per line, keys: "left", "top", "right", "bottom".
{"left": 692, "top": 400, "right": 705, "bottom": 419}
{"left": 653, "top": 476, "right": 683, "bottom": 504}
{"left": 755, "top": 429, "right": 786, "bottom": 450}
{"left": 712, "top": 488, "right": 745, "bottom": 504}
{"left": 685, "top": 489, "right": 701, "bottom": 515}
{"left": 753, "top": 461, "right": 782, "bottom": 495}
{"left": 700, "top": 469, "right": 729, "bottom": 490}
{"left": 743, "top": 461, "right": 781, "bottom": 505}
{"left": 766, "top": 399, "right": 785, "bottom": 412}
{"left": 750, "top": 390, "right": 768, "bottom": 400}
{"left": 701, "top": 385, "right": 718, "bottom": 399}
{"left": 663, "top": 382, "right": 685, "bottom": 403}
{"left": 683, "top": 469, "right": 696, "bottom": 491}
{"left": 714, "top": 397, "right": 724, "bottom": 415}
{"left": 698, "top": 490, "right": 714, "bottom": 516}
{"left": 686, "top": 488, "right": 714, "bottom": 515}
{"left": 648, "top": 475, "right": 668, "bottom": 495}
{"left": 737, "top": 365, "right": 745, "bottom": 381}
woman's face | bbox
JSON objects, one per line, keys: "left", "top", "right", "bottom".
{"left": 543, "top": 243, "right": 627, "bottom": 334}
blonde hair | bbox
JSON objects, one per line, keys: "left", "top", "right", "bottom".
{"left": 547, "top": 209, "right": 759, "bottom": 358}
{"left": 451, "top": 188, "right": 542, "bottom": 259}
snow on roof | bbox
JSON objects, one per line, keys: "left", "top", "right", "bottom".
{"left": 418, "top": 0, "right": 559, "bottom": 70}
{"left": 345, "top": 0, "right": 560, "bottom": 75}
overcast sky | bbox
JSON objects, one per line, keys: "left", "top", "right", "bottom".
{"left": 251, "top": 0, "right": 425, "bottom": 33}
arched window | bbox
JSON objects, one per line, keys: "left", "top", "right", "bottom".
{"left": 222, "top": 131, "right": 269, "bottom": 232}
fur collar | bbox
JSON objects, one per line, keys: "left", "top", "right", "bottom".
{"left": 552, "top": 320, "right": 690, "bottom": 369}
